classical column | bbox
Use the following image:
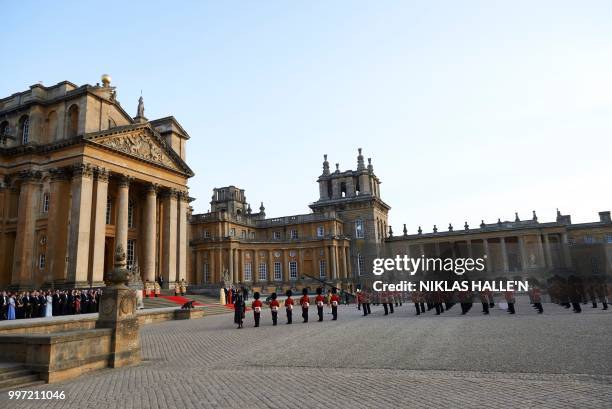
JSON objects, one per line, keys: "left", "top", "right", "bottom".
{"left": 228, "top": 246, "right": 234, "bottom": 284}
{"left": 143, "top": 183, "right": 158, "bottom": 282}
{"left": 467, "top": 240, "right": 473, "bottom": 259}
{"left": 11, "top": 170, "right": 42, "bottom": 288}
{"left": 518, "top": 236, "right": 528, "bottom": 272}
{"left": 161, "top": 189, "right": 177, "bottom": 285}
{"left": 216, "top": 248, "right": 222, "bottom": 283}
{"left": 543, "top": 234, "right": 553, "bottom": 268}
{"left": 500, "top": 237, "right": 509, "bottom": 272}
{"left": 483, "top": 239, "right": 491, "bottom": 273}
{"left": 67, "top": 164, "right": 94, "bottom": 286}
{"left": 177, "top": 191, "right": 189, "bottom": 282}
{"left": 209, "top": 249, "right": 216, "bottom": 284}
{"left": 344, "top": 246, "right": 350, "bottom": 278}
{"left": 195, "top": 250, "right": 202, "bottom": 284}
{"left": 115, "top": 175, "right": 131, "bottom": 257}
{"left": 330, "top": 245, "right": 338, "bottom": 279}
{"left": 561, "top": 233, "right": 573, "bottom": 268}
{"left": 537, "top": 234, "right": 546, "bottom": 268}
{"left": 91, "top": 167, "right": 109, "bottom": 285}
{"left": 282, "top": 249, "right": 289, "bottom": 283}
{"left": 47, "top": 168, "right": 71, "bottom": 285}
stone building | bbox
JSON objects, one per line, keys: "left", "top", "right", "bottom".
{"left": 189, "top": 149, "right": 388, "bottom": 292}
{"left": 0, "top": 76, "right": 193, "bottom": 290}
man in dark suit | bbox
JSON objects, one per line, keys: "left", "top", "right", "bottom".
{"left": 0, "top": 291, "right": 7, "bottom": 320}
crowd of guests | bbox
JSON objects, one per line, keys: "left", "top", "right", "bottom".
{"left": 0, "top": 289, "right": 102, "bottom": 321}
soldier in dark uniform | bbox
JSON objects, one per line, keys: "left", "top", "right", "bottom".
{"left": 233, "top": 289, "right": 245, "bottom": 329}
{"left": 505, "top": 290, "right": 516, "bottom": 314}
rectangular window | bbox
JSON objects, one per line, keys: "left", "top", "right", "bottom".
{"left": 274, "top": 262, "right": 282, "bottom": 281}
{"left": 127, "top": 202, "right": 134, "bottom": 228}
{"left": 203, "top": 263, "right": 210, "bottom": 283}
{"left": 317, "top": 226, "right": 325, "bottom": 237}
{"left": 357, "top": 254, "right": 365, "bottom": 276}
{"left": 273, "top": 231, "right": 281, "bottom": 240}
{"left": 230, "top": 228, "right": 235, "bottom": 237}
{"left": 244, "top": 263, "right": 252, "bottom": 281}
{"left": 584, "top": 235, "right": 594, "bottom": 244}
{"left": 38, "top": 254, "right": 46, "bottom": 270}
{"left": 241, "top": 230, "right": 246, "bottom": 239}
{"left": 259, "top": 263, "right": 267, "bottom": 281}
{"left": 319, "top": 259, "right": 326, "bottom": 278}
{"left": 605, "top": 234, "right": 612, "bottom": 244}
{"left": 567, "top": 237, "right": 575, "bottom": 246}
{"left": 127, "top": 239, "right": 135, "bottom": 269}
{"left": 355, "top": 220, "right": 364, "bottom": 238}
{"left": 289, "top": 261, "right": 298, "bottom": 280}
{"left": 42, "top": 193, "right": 49, "bottom": 213}
{"left": 250, "top": 232, "right": 256, "bottom": 239}
{"left": 105, "top": 197, "right": 112, "bottom": 225}
{"left": 290, "top": 229, "right": 298, "bottom": 239}
{"left": 204, "top": 230, "right": 210, "bottom": 238}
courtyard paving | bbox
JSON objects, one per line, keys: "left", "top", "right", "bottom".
{"left": 1, "top": 298, "right": 611, "bottom": 408}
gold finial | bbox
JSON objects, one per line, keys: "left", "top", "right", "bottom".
{"left": 101, "top": 74, "right": 112, "bottom": 87}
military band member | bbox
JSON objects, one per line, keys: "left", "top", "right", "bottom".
{"left": 505, "top": 290, "right": 516, "bottom": 314}
{"left": 597, "top": 279, "right": 608, "bottom": 310}
{"left": 531, "top": 287, "right": 543, "bottom": 313}
{"left": 479, "top": 290, "right": 490, "bottom": 314}
{"left": 269, "top": 292, "right": 280, "bottom": 326}
{"left": 144, "top": 281, "right": 152, "bottom": 298}
{"left": 315, "top": 287, "right": 325, "bottom": 322}
{"left": 285, "top": 290, "right": 294, "bottom": 324}
{"left": 180, "top": 279, "right": 187, "bottom": 296}
{"left": 252, "top": 292, "right": 262, "bottom": 327}
{"left": 358, "top": 290, "right": 367, "bottom": 316}
{"left": 300, "top": 288, "right": 310, "bottom": 323}
{"left": 330, "top": 288, "right": 340, "bottom": 320}
{"left": 154, "top": 281, "right": 161, "bottom": 297}
{"left": 412, "top": 291, "right": 421, "bottom": 315}
{"left": 365, "top": 289, "right": 372, "bottom": 315}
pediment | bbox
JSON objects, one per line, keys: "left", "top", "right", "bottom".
{"left": 90, "top": 128, "right": 184, "bottom": 173}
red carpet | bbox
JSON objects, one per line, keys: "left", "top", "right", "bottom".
{"left": 153, "top": 295, "right": 243, "bottom": 310}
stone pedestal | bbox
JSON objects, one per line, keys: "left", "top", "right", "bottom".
{"left": 219, "top": 288, "right": 226, "bottom": 305}
{"left": 96, "top": 285, "right": 141, "bottom": 368}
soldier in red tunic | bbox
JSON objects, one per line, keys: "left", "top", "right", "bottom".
{"left": 479, "top": 290, "right": 490, "bottom": 315}
{"left": 315, "top": 287, "right": 325, "bottom": 322}
{"left": 252, "top": 292, "right": 263, "bottom": 327}
{"left": 330, "top": 288, "right": 340, "bottom": 320}
{"left": 269, "top": 292, "right": 280, "bottom": 325}
{"left": 285, "top": 289, "right": 294, "bottom": 324}
{"left": 505, "top": 290, "right": 516, "bottom": 314}
{"left": 299, "top": 288, "right": 310, "bottom": 323}
{"left": 531, "top": 287, "right": 543, "bottom": 314}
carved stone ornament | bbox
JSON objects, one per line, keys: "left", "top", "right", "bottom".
{"left": 97, "top": 131, "right": 178, "bottom": 170}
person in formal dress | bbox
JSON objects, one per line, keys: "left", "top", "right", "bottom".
{"left": 0, "top": 291, "right": 7, "bottom": 320}
{"left": 252, "top": 292, "right": 262, "bottom": 327}
{"left": 300, "top": 288, "right": 310, "bottom": 323}
{"left": 315, "top": 287, "right": 324, "bottom": 322}
{"left": 269, "top": 292, "right": 280, "bottom": 326}
{"left": 234, "top": 289, "right": 245, "bottom": 329}
{"left": 45, "top": 291, "right": 53, "bottom": 318}
{"left": 7, "top": 294, "right": 16, "bottom": 320}
{"left": 285, "top": 289, "right": 294, "bottom": 324}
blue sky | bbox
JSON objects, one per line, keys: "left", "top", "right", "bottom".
{"left": 2, "top": 1, "right": 611, "bottom": 231}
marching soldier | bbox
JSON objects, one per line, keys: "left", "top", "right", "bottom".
{"left": 364, "top": 289, "right": 372, "bottom": 315}
{"left": 315, "top": 287, "right": 325, "bottom": 322}
{"left": 597, "top": 278, "right": 608, "bottom": 310}
{"left": 330, "top": 288, "right": 340, "bottom": 320}
{"left": 479, "top": 290, "right": 490, "bottom": 314}
{"left": 412, "top": 290, "right": 421, "bottom": 315}
{"left": 269, "top": 292, "right": 280, "bottom": 325}
{"left": 531, "top": 286, "right": 543, "bottom": 313}
{"left": 382, "top": 290, "right": 389, "bottom": 315}
{"left": 505, "top": 289, "right": 516, "bottom": 314}
{"left": 285, "top": 289, "right": 294, "bottom": 324}
{"left": 358, "top": 290, "right": 367, "bottom": 316}
{"left": 300, "top": 288, "right": 310, "bottom": 323}
{"left": 252, "top": 291, "right": 262, "bottom": 327}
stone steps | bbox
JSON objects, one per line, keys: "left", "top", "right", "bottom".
{"left": 0, "top": 364, "right": 44, "bottom": 391}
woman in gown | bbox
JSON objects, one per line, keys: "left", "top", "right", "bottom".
{"left": 233, "top": 289, "right": 245, "bottom": 329}
{"left": 45, "top": 292, "right": 53, "bottom": 317}
{"left": 7, "top": 294, "right": 16, "bottom": 320}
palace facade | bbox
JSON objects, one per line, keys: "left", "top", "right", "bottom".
{"left": 0, "top": 76, "right": 193, "bottom": 290}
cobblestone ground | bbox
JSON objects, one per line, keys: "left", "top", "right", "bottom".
{"left": 2, "top": 298, "right": 611, "bottom": 409}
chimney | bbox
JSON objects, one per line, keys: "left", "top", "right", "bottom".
{"left": 599, "top": 211, "right": 611, "bottom": 223}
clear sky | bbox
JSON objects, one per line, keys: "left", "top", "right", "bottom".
{"left": 2, "top": 1, "right": 611, "bottom": 232}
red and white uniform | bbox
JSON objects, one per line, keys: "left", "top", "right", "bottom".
{"left": 252, "top": 299, "right": 262, "bottom": 313}
{"left": 270, "top": 299, "right": 280, "bottom": 312}
{"left": 330, "top": 294, "right": 340, "bottom": 307}
{"left": 300, "top": 295, "right": 310, "bottom": 309}
{"left": 315, "top": 294, "right": 325, "bottom": 308}
{"left": 285, "top": 297, "right": 294, "bottom": 310}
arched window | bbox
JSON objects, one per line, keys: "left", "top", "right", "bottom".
{"left": 67, "top": 105, "right": 79, "bottom": 137}
{"left": 20, "top": 116, "right": 30, "bottom": 144}
{"left": 128, "top": 200, "right": 135, "bottom": 228}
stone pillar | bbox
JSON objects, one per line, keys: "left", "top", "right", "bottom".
{"left": 209, "top": 249, "right": 216, "bottom": 284}
{"left": 500, "top": 237, "right": 509, "bottom": 272}
{"left": 91, "top": 168, "right": 109, "bottom": 285}
{"left": 115, "top": 175, "right": 131, "bottom": 258}
{"left": 47, "top": 168, "right": 71, "bottom": 286}
{"left": 543, "top": 234, "right": 553, "bottom": 268}
{"left": 11, "top": 170, "right": 41, "bottom": 288}
{"left": 177, "top": 192, "right": 189, "bottom": 281}
{"left": 228, "top": 247, "right": 234, "bottom": 284}
{"left": 161, "top": 189, "right": 177, "bottom": 286}
{"left": 143, "top": 184, "right": 157, "bottom": 282}
{"left": 537, "top": 234, "right": 546, "bottom": 267}
{"left": 331, "top": 245, "right": 338, "bottom": 279}
{"left": 344, "top": 246, "right": 350, "bottom": 278}
{"left": 483, "top": 239, "right": 491, "bottom": 273}
{"left": 216, "top": 248, "right": 223, "bottom": 283}
{"left": 467, "top": 240, "right": 473, "bottom": 259}
{"left": 282, "top": 249, "right": 289, "bottom": 283}
{"left": 518, "top": 236, "right": 528, "bottom": 272}
{"left": 67, "top": 164, "right": 94, "bottom": 286}
{"left": 561, "top": 233, "right": 572, "bottom": 268}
